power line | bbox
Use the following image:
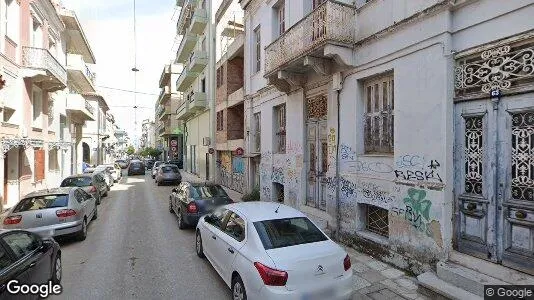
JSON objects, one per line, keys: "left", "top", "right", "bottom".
{"left": 96, "top": 85, "right": 159, "bottom": 96}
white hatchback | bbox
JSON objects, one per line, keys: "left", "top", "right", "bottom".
{"left": 195, "top": 202, "right": 353, "bottom": 300}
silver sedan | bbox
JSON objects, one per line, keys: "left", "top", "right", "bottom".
{"left": 155, "top": 164, "right": 182, "bottom": 186}
{"left": 1, "top": 187, "right": 97, "bottom": 241}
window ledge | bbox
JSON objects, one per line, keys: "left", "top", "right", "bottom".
{"left": 359, "top": 153, "right": 393, "bottom": 158}
{"left": 32, "top": 127, "right": 43, "bottom": 132}
{"left": 355, "top": 230, "right": 389, "bottom": 246}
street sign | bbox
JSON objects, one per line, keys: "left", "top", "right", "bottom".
{"left": 171, "top": 146, "right": 177, "bottom": 152}
{"left": 171, "top": 140, "right": 178, "bottom": 147}
{"left": 235, "top": 147, "right": 244, "bottom": 156}
{"left": 208, "top": 148, "right": 214, "bottom": 154}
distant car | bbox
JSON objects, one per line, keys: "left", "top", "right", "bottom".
{"left": 127, "top": 160, "right": 145, "bottom": 176}
{"left": 169, "top": 182, "right": 233, "bottom": 229}
{"left": 145, "top": 159, "right": 155, "bottom": 170}
{"left": 83, "top": 167, "right": 96, "bottom": 174}
{"left": 152, "top": 161, "right": 163, "bottom": 179}
{"left": 167, "top": 159, "right": 183, "bottom": 169}
{"left": 115, "top": 159, "right": 129, "bottom": 169}
{"left": 155, "top": 164, "right": 182, "bottom": 186}
{"left": 0, "top": 229, "right": 62, "bottom": 299}
{"left": 195, "top": 202, "right": 353, "bottom": 300}
{"left": 60, "top": 173, "right": 108, "bottom": 204}
{"left": 94, "top": 169, "right": 113, "bottom": 188}
{"left": 95, "top": 164, "right": 122, "bottom": 182}
{"left": 1, "top": 188, "right": 97, "bottom": 241}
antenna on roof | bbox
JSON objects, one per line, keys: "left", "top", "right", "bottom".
{"left": 275, "top": 203, "right": 281, "bottom": 213}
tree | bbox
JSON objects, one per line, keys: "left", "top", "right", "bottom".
{"left": 148, "top": 148, "right": 162, "bottom": 158}
{"left": 126, "top": 146, "right": 135, "bottom": 155}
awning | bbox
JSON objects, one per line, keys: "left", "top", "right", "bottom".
{"left": 1, "top": 137, "right": 44, "bottom": 154}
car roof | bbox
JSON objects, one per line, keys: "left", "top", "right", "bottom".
{"left": 64, "top": 174, "right": 92, "bottom": 178}
{"left": 186, "top": 181, "right": 218, "bottom": 187}
{"left": 224, "top": 202, "right": 304, "bottom": 222}
{"left": 23, "top": 187, "right": 73, "bottom": 198}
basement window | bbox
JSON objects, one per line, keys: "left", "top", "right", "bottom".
{"left": 365, "top": 204, "right": 389, "bottom": 237}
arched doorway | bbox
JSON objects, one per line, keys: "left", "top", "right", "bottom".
{"left": 82, "top": 142, "right": 90, "bottom": 163}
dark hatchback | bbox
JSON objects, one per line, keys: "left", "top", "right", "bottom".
{"left": 0, "top": 230, "right": 61, "bottom": 299}
{"left": 127, "top": 160, "right": 145, "bottom": 176}
{"left": 169, "top": 183, "right": 233, "bottom": 229}
{"left": 145, "top": 159, "right": 155, "bottom": 170}
{"left": 167, "top": 159, "right": 183, "bottom": 169}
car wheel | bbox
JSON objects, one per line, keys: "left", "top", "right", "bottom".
{"left": 103, "top": 190, "right": 108, "bottom": 197}
{"left": 52, "top": 253, "right": 62, "bottom": 284}
{"left": 232, "top": 274, "right": 247, "bottom": 300}
{"left": 169, "top": 199, "right": 174, "bottom": 213}
{"left": 177, "top": 211, "right": 186, "bottom": 230}
{"left": 92, "top": 206, "right": 98, "bottom": 220}
{"left": 196, "top": 231, "right": 205, "bottom": 258}
{"left": 77, "top": 219, "right": 87, "bottom": 241}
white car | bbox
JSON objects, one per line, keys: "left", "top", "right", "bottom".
{"left": 152, "top": 161, "right": 163, "bottom": 179}
{"left": 96, "top": 164, "right": 122, "bottom": 182}
{"left": 195, "top": 202, "right": 353, "bottom": 300}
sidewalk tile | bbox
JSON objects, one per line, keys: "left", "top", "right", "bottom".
{"left": 352, "top": 291, "right": 373, "bottom": 300}
{"left": 352, "top": 262, "right": 371, "bottom": 273}
{"left": 395, "top": 277, "right": 418, "bottom": 290}
{"left": 362, "top": 270, "right": 387, "bottom": 283}
{"left": 353, "top": 275, "right": 372, "bottom": 290}
{"left": 365, "top": 260, "right": 389, "bottom": 271}
{"left": 358, "top": 283, "right": 386, "bottom": 295}
{"left": 381, "top": 268, "right": 405, "bottom": 279}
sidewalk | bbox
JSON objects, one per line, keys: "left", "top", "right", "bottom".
{"left": 180, "top": 170, "right": 244, "bottom": 202}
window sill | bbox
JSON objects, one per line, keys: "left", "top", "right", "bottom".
{"left": 360, "top": 153, "right": 393, "bottom": 158}
{"left": 355, "top": 230, "right": 389, "bottom": 246}
{"left": 32, "top": 127, "right": 43, "bottom": 132}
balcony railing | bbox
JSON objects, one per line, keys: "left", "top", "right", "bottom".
{"left": 22, "top": 47, "right": 67, "bottom": 86}
{"left": 84, "top": 100, "right": 94, "bottom": 114}
{"left": 264, "top": 0, "right": 355, "bottom": 76}
{"left": 85, "top": 64, "right": 96, "bottom": 84}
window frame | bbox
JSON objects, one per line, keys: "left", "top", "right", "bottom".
{"left": 1, "top": 231, "right": 41, "bottom": 260}
{"left": 32, "top": 86, "right": 43, "bottom": 128}
{"left": 276, "top": 1, "right": 285, "bottom": 36}
{"left": 253, "top": 26, "right": 261, "bottom": 74}
{"left": 222, "top": 212, "right": 246, "bottom": 242}
{"left": 363, "top": 74, "right": 394, "bottom": 154}
{"left": 274, "top": 104, "right": 286, "bottom": 154}
{"left": 253, "top": 112, "right": 261, "bottom": 152}
{"left": 34, "top": 149, "right": 45, "bottom": 181}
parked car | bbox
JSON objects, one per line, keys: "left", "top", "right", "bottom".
{"left": 145, "top": 159, "right": 155, "bottom": 170}
{"left": 94, "top": 168, "right": 113, "bottom": 188}
{"left": 95, "top": 164, "right": 122, "bottom": 182}
{"left": 115, "top": 159, "right": 129, "bottom": 169}
{"left": 83, "top": 167, "right": 96, "bottom": 174}
{"left": 1, "top": 188, "right": 97, "bottom": 241}
{"left": 127, "top": 160, "right": 145, "bottom": 176}
{"left": 155, "top": 164, "right": 182, "bottom": 186}
{"left": 167, "top": 159, "right": 183, "bottom": 169}
{"left": 60, "top": 173, "right": 108, "bottom": 204}
{"left": 0, "top": 229, "right": 62, "bottom": 299}
{"left": 169, "top": 182, "right": 233, "bottom": 229}
{"left": 152, "top": 161, "right": 163, "bottom": 179}
{"left": 195, "top": 202, "right": 353, "bottom": 300}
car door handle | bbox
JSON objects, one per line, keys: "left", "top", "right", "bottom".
{"left": 29, "top": 262, "right": 36, "bottom": 268}
{"left": 212, "top": 235, "right": 216, "bottom": 240}
{"left": 228, "top": 248, "right": 234, "bottom": 254}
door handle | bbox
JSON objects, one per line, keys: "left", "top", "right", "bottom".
{"left": 228, "top": 248, "right": 234, "bottom": 254}
{"left": 29, "top": 262, "right": 36, "bottom": 268}
{"left": 212, "top": 235, "right": 216, "bottom": 240}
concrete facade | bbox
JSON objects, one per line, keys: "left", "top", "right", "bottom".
{"left": 157, "top": 63, "right": 183, "bottom": 161}
{"left": 241, "top": 0, "right": 534, "bottom": 276}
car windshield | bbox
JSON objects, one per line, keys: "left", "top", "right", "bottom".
{"left": 190, "top": 185, "right": 228, "bottom": 199}
{"left": 253, "top": 217, "right": 328, "bottom": 250}
{"left": 13, "top": 194, "right": 69, "bottom": 212}
{"left": 61, "top": 177, "right": 92, "bottom": 187}
{"left": 161, "top": 166, "right": 179, "bottom": 173}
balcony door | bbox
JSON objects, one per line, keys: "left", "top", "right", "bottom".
{"left": 312, "top": 0, "right": 327, "bottom": 41}
{"left": 306, "top": 95, "right": 328, "bottom": 210}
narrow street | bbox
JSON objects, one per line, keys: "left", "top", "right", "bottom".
{"left": 51, "top": 171, "right": 230, "bottom": 300}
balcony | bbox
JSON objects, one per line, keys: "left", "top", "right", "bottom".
{"left": 66, "top": 54, "right": 96, "bottom": 93}
{"left": 188, "top": 50, "right": 208, "bottom": 72}
{"left": 158, "top": 86, "right": 172, "bottom": 105}
{"left": 60, "top": 9, "right": 96, "bottom": 65}
{"left": 264, "top": 1, "right": 355, "bottom": 92}
{"left": 159, "top": 64, "right": 181, "bottom": 88}
{"left": 228, "top": 87, "right": 244, "bottom": 108}
{"left": 176, "top": 69, "right": 200, "bottom": 92}
{"left": 176, "top": 0, "right": 184, "bottom": 7}
{"left": 189, "top": 9, "right": 208, "bottom": 35}
{"left": 158, "top": 105, "right": 172, "bottom": 121}
{"left": 189, "top": 92, "right": 207, "bottom": 114}
{"left": 21, "top": 47, "right": 67, "bottom": 91}
{"left": 175, "top": 33, "right": 198, "bottom": 64}
{"left": 177, "top": 99, "right": 193, "bottom": 121}
{"left": 66, "top": 94, "right": 95, "bottom": 122}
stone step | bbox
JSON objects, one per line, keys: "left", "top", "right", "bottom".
{"left": 417, "top": 271, "right": 482, "bottom": 300}
{"left": 436, "top": 261, "right": 507, "bottom": 297}
{"left": 449, "top": 251, "right": 534, "bottom": 286}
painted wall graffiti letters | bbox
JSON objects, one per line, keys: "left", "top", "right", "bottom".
{"left": 340, "top": 144, "right": 355, "bottom": 161}
{"left": 394, "top": 170, "right": 443, "bottom": 183}
{"left": 262, "top": 186, "right": 271, "bottom": 201}
{"left": 272, "top": 167, "right": 285, "bottom": 184}
{"left": 286, "top": 141, "right": 303, "bottom": 154}
{"left": 327, "top": 128, "right": 337, "bottom": 158}
{"left": 394, "top": 155, "right": 444, "bottom": 185}
{"left": 392, "top": 188, "right": 434, "bottom": 237}
{"left": 322, "top": 176, "right": 395, "bottom": 209}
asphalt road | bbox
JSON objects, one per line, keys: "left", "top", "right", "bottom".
{"left": 51, "top": 171, "right": 231, "bottom": 300}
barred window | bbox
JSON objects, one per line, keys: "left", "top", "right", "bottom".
{"left": 365, "top": 204, "right": 389, "bottom": 237}
{"left": 253, "top": 26, "right": 261, "bottom": 73}
{"left": 217, "top": 111, "right": 224, "bottom": 131}
{"left": 276, "top": 1, "right": 285, "bottom": 36}
{"left": 364, "top": 75, "right": 394, "bottom": 154}
{"left": 253, "top": 112, "right": 261, "bottom": 152}
{"left": 274, "top": 104, "right": 286, "bottom": 153}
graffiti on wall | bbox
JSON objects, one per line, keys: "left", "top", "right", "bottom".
{"left": 340, "top": 144, "right": 355, "bottom": 161}
{"left": 327, "top": 128, "right": 337, "bottom": 158}
{"left": 322, "top": 176, "right": 395, "bottom": 209}
{"left": 337, "top": 144, "right": 394, "bottom": 175}
{"left": 286, "top": 141, "right": 303, "bottom": 154}
{"left": 394, "top": 155, "right": 443, "bottom": 184}
{"left": 262, "top": 186, "right": 271, "bottom": 201}
{"left": 391, "top": 188, "right": 434, "bottom": 237}
{"left": 272, "top": 167, "right": 285, "bottom": 184}
{"left": 232, "top": 156, "right": 244, "bottom": 174}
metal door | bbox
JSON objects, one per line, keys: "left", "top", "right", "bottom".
{"left": 306, "top": 120, "right": 328, "bottom": 210}
{"left": 454, "top": 95, "right": 534, "bottom": 275}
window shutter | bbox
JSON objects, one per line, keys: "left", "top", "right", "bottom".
{"left": 34, "top": 149, "right": 45, "bottom": 181}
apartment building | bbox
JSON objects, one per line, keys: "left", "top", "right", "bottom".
{"left": 214, "top": 2, "right": 245, "bottom": 193}
{"left": 240, "top": 0, "right": 534, "bottom": 290}
{"left": 140, "top": 119, "right": 156, "bottom": 149}
{"left": 80, "top": 92, "right": 110, "bottom": 166}
{"left": 175, "top": 0, "right": 212, "bottom": 179}
{"left": 157, "top": 63, "right": 183, "bottom": 161}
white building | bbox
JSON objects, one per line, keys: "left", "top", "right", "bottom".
{"left": 80, "top": 92, "right": 110, "bottom": 166}
{"left": 140, "top": 119, "right": 156, "bottom": 149}
{"left": 241, "top": 0, "right": 534, "bottom": 291}
{"left": 157, "top": 63, "right": 183, "bottom": 160}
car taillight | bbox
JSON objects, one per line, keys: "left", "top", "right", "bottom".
{"left": 344, "top": 254, "right": 351, "bottom": 271}
{"left": 254, "top": 262, "right": 288, "bottom": 286}
{"left": 3, "top": 215, "right": 22, "bottom": 225}
{"left": 89, "top": 186, "right": 97, "bottom": 193}
{"left": 56, "top": 209, "right": 77, "bottom": 218}
{"left": 186, "top": 202, "right": 198, "bottom": 213}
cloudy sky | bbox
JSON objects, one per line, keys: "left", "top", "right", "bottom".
{"left": 63, "top": 0, "right": 178, "bottom": 145}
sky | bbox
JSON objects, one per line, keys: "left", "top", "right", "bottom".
{"left": 62, "top": 0, "right": 179, "bottom": 146}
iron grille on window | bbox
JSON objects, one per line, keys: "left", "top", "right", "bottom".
{"left": 275, "top": 104, "right": 286, "bottom": 153}
{"left": 364, "top": 75, "right": 394, "bottom": 154}
{"left": 277, "top": 2, "right": 285, "bottom": 36}
{"left": 366, "top": 205, "right": 389, "bottom": 237}
{"left": 511, "top": 111, "right": 534, "bottom": 201}
{"left": 254, "top": 27, "right": 261, "bottom": 73}
{"left": 464, "top": 116, "right": 483, "bottom": 195}
{"left": 216, "top": 111, "right": 224, "bottom": 131}
{"left": 253, "top": 112, "right": 261, "bottom": 152}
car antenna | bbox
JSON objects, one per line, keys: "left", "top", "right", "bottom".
{"left": 275, "top": 203, "right": 281, "bottom": 213}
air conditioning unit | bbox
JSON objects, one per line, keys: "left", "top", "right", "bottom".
{"left": 20, "top": 127, "right": 28, "bottom": 138}
{"left": 202, "top": 137, "right": 210, "bottom": 146}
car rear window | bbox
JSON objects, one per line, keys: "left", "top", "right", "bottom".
{"left": 161, "top": 166, "right": 179, "bottom": 173}
{"left": 190, "top": 185, "right": 228, "bottom": 199}
{"left": 61, "top": 177, "right": 92, "bottom": 187}
{"left": 253, "top": 217, "right": 328, "bottom": 250}
{"left": 13, "top": 194, "right": 69, "bottom": 212}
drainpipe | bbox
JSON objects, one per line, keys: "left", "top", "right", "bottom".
{"left": 333, "top": 72, "right": 344, "bottom": 240}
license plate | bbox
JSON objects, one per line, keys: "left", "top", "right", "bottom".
{"left": 301, "top": 288, "right": 335, "bottom": 300}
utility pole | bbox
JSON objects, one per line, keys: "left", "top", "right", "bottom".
{"left": 208, "top": 0, "right": 216, "bottom": 181}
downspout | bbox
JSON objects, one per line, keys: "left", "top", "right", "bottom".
{"left": 334, "top": 73, "right": 344, "bottom": 240}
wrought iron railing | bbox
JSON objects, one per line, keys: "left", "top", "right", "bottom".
{"left": 85, "top": 64, "right": 96, "bottom": 85}
{"left": 21, "top": 47, "right": 67, "bottom": 85}
{"left": 264, "top": 0, "right": 355, "bottom": 76}
{"left": 84, "top": 99, "right": 94, "bottom": 114}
